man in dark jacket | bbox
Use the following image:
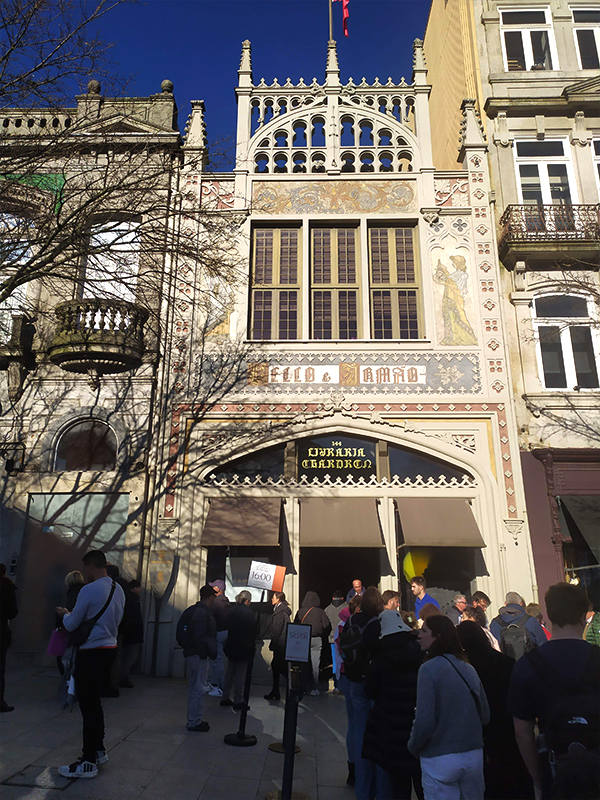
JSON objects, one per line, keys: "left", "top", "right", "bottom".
{"left": 491, "top": 592, "right": 547, "bottom": 655}
{"left": 363, "top": 610, "right": 423, "bottom": 800}
{"left": 294, "top": 591, "right": 331, "bottom": 696}
{"left": 0, "top": 563, "right": 18, "bottom": 712}
{"left": 207, "top": 579, "right": 230, "bottom": 696}
{"left": 265, "top": 591, "right": 291, "bottom": 701}
{"left": 446, "top": 593, "right": 468, "bottom": 626}
{"left": 221, "top": 590, "right": 255, "bottom": 710}
{"left": 119, "top": 580, "right": 144, "bottom": 688}
{"left": 182, "top": 585, "right": 217, "bottom": 731}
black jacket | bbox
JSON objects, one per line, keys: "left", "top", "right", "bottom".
{"left": 269, "top": 601, "right": 292, "bottom": 652}
{"left": 213, "top": 594, "right": 231, "bottom": 632}
{"left": 294, "top": 592, "right": 331, "bottom": 640}
{"left": 183, "top": 601, "right": 217, "bottom": 660}
{"left": 0, "top": 576, "right": 18, "bottom": 647}
{"left": 362, "top": 631, "right": 423, "bottom": 773}
{"left": 224, "top": 603, "right": 256, "bottom": 662}
{"left": 122, "top": 591, "right": 144, "bottom": 645}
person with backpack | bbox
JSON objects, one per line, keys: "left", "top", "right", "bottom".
{"left": 490, "top": 591, "right": 547, "bottom": 659}
{"left": 339, "top": 586, "right": 384, "bottom": 800}
{"left": 509, "top": 582, "right": 600, "bottom": 800}
{"left": 176, "top": 584, "right": 217, "bottom": 732}
{"left": 294, "top": 591, "right": 331, "bottom": 696}
{"left": 407, "top": 615, "right": 490, "bottom": 800}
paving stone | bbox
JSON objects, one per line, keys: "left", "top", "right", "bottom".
{"left": 3, "top": 765, "right": 72, "bottom": 790}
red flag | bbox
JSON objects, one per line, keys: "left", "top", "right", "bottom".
{"left": 333, "top": 0, "right": 349, "bottom": 37}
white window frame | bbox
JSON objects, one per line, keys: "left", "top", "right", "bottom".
{"left": 499, "top": 7, "right": 559, "bottom": 71}
{"left": 571, "top": 8, "right": 600, "bottom": 70}
{"left": 514, "top": 139, "right": 579, "bottom": 205}
{"left": 533, "top": 294, "right": 600, "bottom": 391}
{"left": 593, "top": 139, "right": 600, "bottom": 199}
{"left": 81, "top": 221, "right": 140, "bottom": 303}
{"left": 0, "top": 213, "right": 31, "bottom": 344}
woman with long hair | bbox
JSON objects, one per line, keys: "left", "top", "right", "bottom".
{"left": 264, "top": 591, "right": 291, "bottom": 701}
{"left": 408, "top": 615, "right": 489, "bottom": 800}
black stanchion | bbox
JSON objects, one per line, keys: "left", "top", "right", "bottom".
{"left": 265, "top": 665, "right": 308, "bottom": 800}
{"left": 224, "top": 589, "right": 264, "bottom": 747}
{"left": 268, "top": 663, "right": 301, "bottom": 755}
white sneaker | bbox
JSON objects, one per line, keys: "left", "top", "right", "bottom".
{"left": 58, "top": 759, "right": 98, "bottom": 779}
{"left": 310, "top": 689, "right": 320, "bottom": 697}
{"left": 208, "top": 687, "right": 223, "bottom": 697}
{"left": 96, "top": 750, "right": 109, "bottom": 765}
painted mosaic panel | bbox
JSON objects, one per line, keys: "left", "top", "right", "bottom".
{"left": 252, "top": 180, "right": 416, "bottom": 215}
{"left": 194, "top": 352, "right": 481, "bottom": 397}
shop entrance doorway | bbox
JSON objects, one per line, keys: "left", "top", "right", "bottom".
{"left": 299, "top": 547, "right": 382, "bottom": 608}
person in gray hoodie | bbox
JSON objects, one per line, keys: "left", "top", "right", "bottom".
{"left": 408, "top": 614, "right": 490, "bottom": 800}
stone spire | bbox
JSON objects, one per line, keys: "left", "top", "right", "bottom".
{"left": 238, "top": 40, "right": 253, "bottom": 88}
{"left": 412, "top": 38, "right": 427, "bottom": 86}
{"left": 325, "top": 39, "right": 341, "bottom": 88}
{"left": 183, "top": 100, "right": 208, "bottom": 165}
{"left": 458, "top": 98, "right": 487, "bottom": 163}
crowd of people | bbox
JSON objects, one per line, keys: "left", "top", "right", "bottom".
{"left": 1, "top": 555, "right": 599, "bottom": 799}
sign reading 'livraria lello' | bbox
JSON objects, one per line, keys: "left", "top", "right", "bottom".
{"left": 298, "top": 435, "right": 377, "bottom": 479}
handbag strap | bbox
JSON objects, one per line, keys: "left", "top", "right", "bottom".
{"left": 88, "top": 580, "right": 117, "bottom": 627}
{"left": 442, "top": 655, "right": 482, "bottom": 717}
{"left": 301, "top": 607, "right": 314, "bottom": 623}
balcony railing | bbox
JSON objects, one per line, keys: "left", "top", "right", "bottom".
{"left": 48, "top": 298, "right": 149, "bottom": 376}
{"left": 499, "top": 204, "right": 600, "bottom": 251}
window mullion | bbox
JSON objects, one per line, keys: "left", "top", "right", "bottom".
{"left": 561, "top": 324, "right": 578, "bottom": 389}
{"left": 302, "top": 222, "right": 309, "bottom": 339}
{"left": 523, "top": 31, "right": 535, "bottom": 69}
{"left": 360, "top": 219, "right": 370, "bottom": 339}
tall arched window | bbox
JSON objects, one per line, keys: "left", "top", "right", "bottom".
{"left": 55, "top": 420, "right": 117, "bottom": 471}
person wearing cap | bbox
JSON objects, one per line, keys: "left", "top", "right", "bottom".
{"left": 207, "top": 579, "right": 230, "bottom": 697}
{"left": 363, "top": 609, "right": 424, "bottom": 800}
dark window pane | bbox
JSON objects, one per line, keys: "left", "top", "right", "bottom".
{"left": 313, "top": 229, "right": 331, "bottom": 283}
{"left": 313, "top": 290, "right": 332, "bottom": 339}
{"left": 253, "top": 230, "right": 273, "bottom": 284}
{"left": 595, "top": 140, "right": 600, "bottom": 156}
{"left": 547, "top": 165, "right": 572, "bottom": 205}
{"left": 252, "top": 290, "right": 272, "bottom": 339}
{"left": 576, "top": 30, "right": 600, "bottom": 69}
{"left": 398, "top": 290, "right": 419, "bottom": 339}
{"left": 570, "top": 327, "right": 599, "bottom": 388}
{"left": 213, "top": 444, "right": 285, "bottom": 481}
{"left": 531, "top": 30, "right": 553, "bottom": 69}
{"left": 516, "top": 141, "right": 564, "bottom": 158}
{"left": 519, "top": 164, "right": 543, "bottom": 205}
{"left": 338, "top": 290, "right": 358, "bottom": 340}
{"left": 535, "top": 296, "right": 588, "bottom": 318}
{"left": 539, "top": 326, "right": 567, "bottom": 388}
{"left": 395, "top": 229, "right": 415, "bottom": 283}
{"left": 279, "top": 230, "right": 298, "bottom": 284}
{"left": 504, "top": 31, "right": 526, "bottom": 69}
{"left": 278, "top": 291, "right": 297, "bottom": 340}
{"left": 55, "top": 421, "right": 116, "bottom": 471}
{"left": 337, "top": 229, "right": 356, "bottom": 283}
{"left": 389, "top": 444, "right": 469, "bottom": 481}
{"left": 370, "top": 229, "right": 390, "bottom": 283}
{"left": 573, "top": 10, "right": 600, "bottom": 23}
{"left": 372, "top": 290, "right": 393, "bottom": 339}
{"left": 502, "top": 10, "right": 546, "bottom": 24}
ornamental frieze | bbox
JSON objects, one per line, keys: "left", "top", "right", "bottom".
{"left": 252, "top": 179, "right": 416, "bottom": 215}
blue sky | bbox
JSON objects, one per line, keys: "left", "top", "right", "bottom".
{"left": 96, "top": 0, "right": 432, "bottom": 167}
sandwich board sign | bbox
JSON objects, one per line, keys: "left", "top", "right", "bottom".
{"left": 285, "top": 623, "right": 311, "bottom": 663}
{"left": 247, "top": 561, "right": 286, "bottom": 593}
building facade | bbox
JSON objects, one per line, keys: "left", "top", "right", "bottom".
{"left": 424, "top": 0, "right": 600, "bottom": 606}
{"left": 2, "top": 34, "right": 546, "bottom": 675}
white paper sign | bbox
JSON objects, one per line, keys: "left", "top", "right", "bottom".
{"left": 247, "top": 561, "right": 277, "bottom": 591}
{"left": 285, "top": 623, "right": 311, "bottom": 663}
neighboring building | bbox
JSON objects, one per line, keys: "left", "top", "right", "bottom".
{"left": 1, "top": 35, "right": 545, "bottom": 676}
{"left": 424, "top": 0, "right": 600, "bottom": 606}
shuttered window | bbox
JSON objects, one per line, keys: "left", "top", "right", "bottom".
{"left": 250, "top": 228, "right": 300, "bottom": 340}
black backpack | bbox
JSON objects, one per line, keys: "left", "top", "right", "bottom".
{"left": 497, "top": 615, "right": 534, "bottom": 660}
{"left": 339, "top": 616, "right": 377, "bottom": 681}
{"left": 176, "top": 605, "right": 196, "bottom": 649}
{"left": 526, "top": 646, "right": 600, "bottom": 759}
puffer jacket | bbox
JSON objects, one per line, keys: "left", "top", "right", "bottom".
{"left": 362, "top": 631, "right": 422, "bottom": 772}
{"left": 269, "top": 601, "right": 292, "bottom": 652}
{"left": 294, "top": 592, "right": 331, "bottom": 640}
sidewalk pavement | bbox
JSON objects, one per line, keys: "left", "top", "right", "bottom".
{"left": 0, "top": 663, "right": 356, "bottom": 800}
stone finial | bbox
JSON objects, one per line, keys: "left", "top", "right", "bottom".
{"left": 238, "top": 40, "right": 253, "bottom": 87}
{"left": 161, "top": 79, "right": 174, "bottom": 94}
{"left": 459, "top": 98, "right": 486, "bottom": 147}
{"left": 570, "top": 110, "right": 592, "bottom": 146}
{"left": 325, "top": 39, "right": 341, "bottom": 87}
{"left": 183, "top": 99, "right": 208, "bottom": 152}
{"left": 87, "top": 79, "right": 101, "bottom": 95}
{"left": 412, "top": 38, "right": 427, "bottom": 85}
